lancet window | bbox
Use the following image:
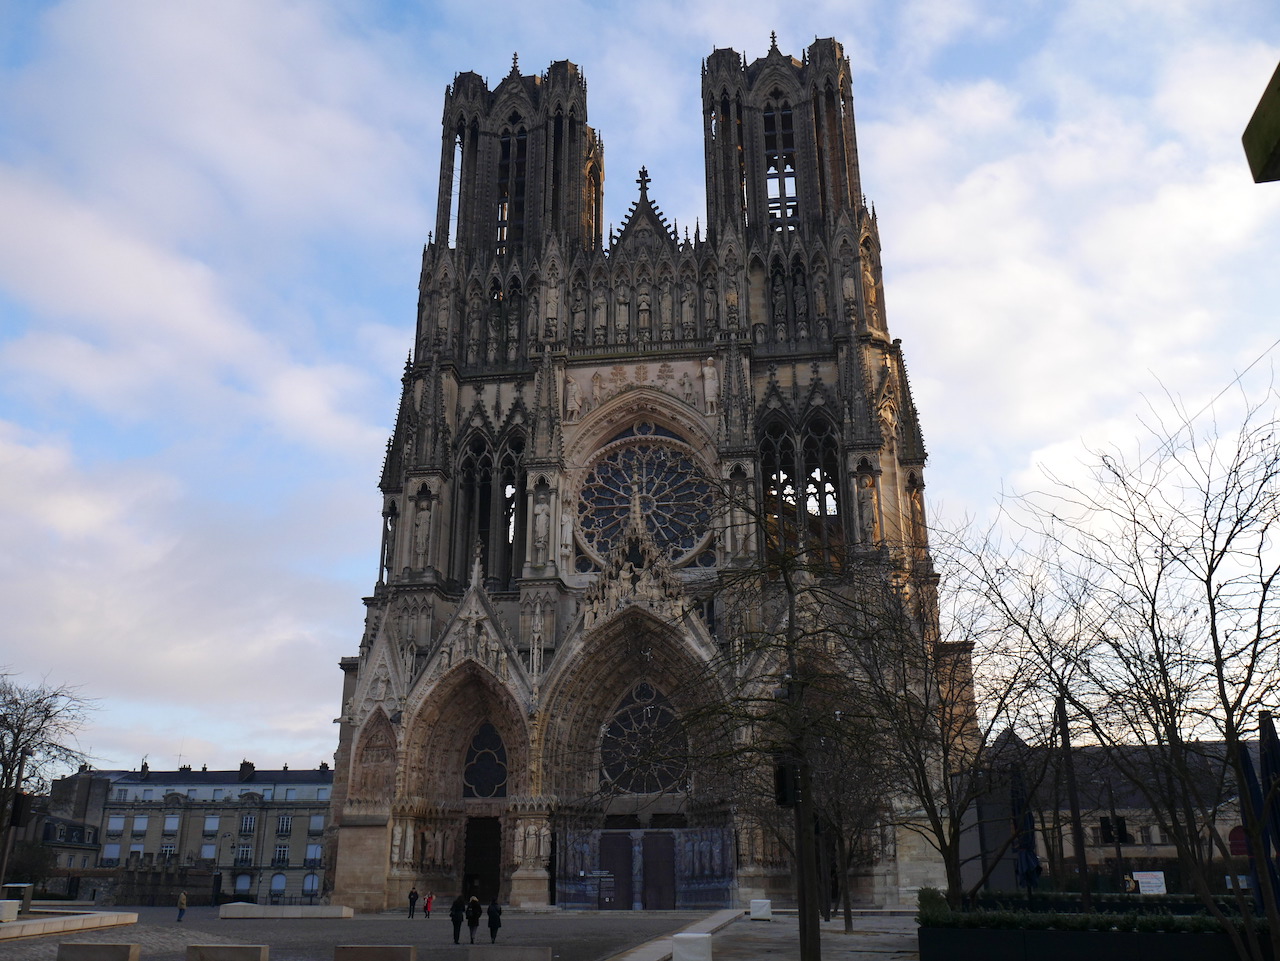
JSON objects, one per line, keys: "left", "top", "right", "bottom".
{"left": 759, "top": 416, "right": 843, "bottom": 558}
{"left": 763, "top": 99, "right": 798, "bottom": 230}
{"left": 496, "top": 120, "right": 527, "bottom": 256}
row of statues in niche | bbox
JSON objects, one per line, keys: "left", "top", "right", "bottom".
{"left": 427, "top": 254, "right": 884, "bottom": 361}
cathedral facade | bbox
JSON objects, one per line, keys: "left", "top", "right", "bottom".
{"left": 329, "top": 37, "right": 942, "bottom": 911}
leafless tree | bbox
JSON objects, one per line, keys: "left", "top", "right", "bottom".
{"left": 973, "top": 391, "right": 1280, "bottom": 961}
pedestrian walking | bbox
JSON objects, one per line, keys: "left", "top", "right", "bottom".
{"left": 425, "top": 891, "right": 434, "bottom": 918}
{"left": 465, "top": 895, "right": 482, "bottom": 943}
{"left": 407, "top": 886, "right": 419, "bottom": 918}
{"left": 176, "top": 891, "right": 187, "bottom": 922}
{"left": 449, "top": 895, "right": 467, "bottom": 944}
{"left": 487, "top": 898, "right": 503, "bottom": 943}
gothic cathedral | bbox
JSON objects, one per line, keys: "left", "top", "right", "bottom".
{"left": 330, "top": 37, "right": 943, "bottom": 911}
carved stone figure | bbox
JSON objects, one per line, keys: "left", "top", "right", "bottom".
{"left": 564, "top": 375, "right": 582, "bottom": 421}
{"left": 858, "top": 474, "right": 880, "bottom": 543}
{"left": 571, "top": 288, "right": 587, "bottom": 345}
{"left": 636, "top": 288, "right": 651, "bottom": 341}
{"left": 702, "top": 357, "right": 719, "bottom": 415}
{"left": 413, "top": 499, "right": 431, "bottom": 565}
{"left": 533, "top": 495, "right": 551, "bottom": 562}
{"left": 592, "top": 288, "right": 607, "bottom": 343}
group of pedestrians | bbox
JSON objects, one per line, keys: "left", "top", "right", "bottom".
{"left": 407, "top": 887, "right": 502, "bottom": 944}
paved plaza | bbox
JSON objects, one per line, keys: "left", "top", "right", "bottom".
{"left": 1, "top": 906, "right": 920, "bottom": 961}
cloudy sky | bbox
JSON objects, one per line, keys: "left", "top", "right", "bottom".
{"left": 1, "top": 0, "right": 1278, "bottom": 776}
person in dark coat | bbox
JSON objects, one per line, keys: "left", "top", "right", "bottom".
{"left": 449, "top": 895, "right": 467, "bottom": 944}
{"left": 487, "top": 898, "right": 503, "bottom": 943}
{"left": 407, "top": 886, "right": 419, "bottom": 918}
{"left": 465, "top": 895, "right": 482, "bottom": 943}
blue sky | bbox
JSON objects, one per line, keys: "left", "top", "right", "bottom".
{"left": 1, "top": 0, "right": 1278, "bottom": 775}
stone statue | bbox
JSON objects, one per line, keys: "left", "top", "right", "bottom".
{"left": 564, "top": 375, "right": 582, "bottom": 421}
{"left": 571, "top": 288, "right": 587, "bottom": 345}
{"left": 858, "top": 474, "right": 880, "bottom": 543}
{"left": 702, "top": 279, "right": 718, "bottom": 330}
{"left": 614, "top": 287, "right": 630, "bottom": 343}
{"left": 702, "top": 357, "right": 719, "bottom": 415}
{"left": 592, "top": 371, "right": 605, "bottom": 406}
{"left": 592, "top": 288, "right": 607, "bottom": 343}
{"left": 533, "top": 495, "right": 550, "bottom": 562}
{"left": 413, "top": 499, "right": 431, "bottom": 564}
{"left": 636, "top": 288, "right": 651, "bottom": 340}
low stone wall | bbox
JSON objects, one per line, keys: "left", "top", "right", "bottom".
{"left": 219, "top": 902, "right": 353, "bottom": 919}
{"left": 57, "top": 944, "right": 140, "bottom": 961}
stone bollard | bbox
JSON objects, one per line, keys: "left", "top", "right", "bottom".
{"left": 672, "top": 932, "right": 712, "bottom": 961}
{"left": 749, "top": 899, "right": 772, "bottom": 920}
{"left": 334, "top": 948, "right": 416, "bottom": 961}
{"left": 57, "top": 946, "right": 141, "bottom": 961}
{"left": 186, "top": 947, "right": 270, "bottom": 961}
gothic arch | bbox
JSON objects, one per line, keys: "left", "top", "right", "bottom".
{"left": 350, "top": 709, "right": 398, "bottom": 801}
{"left": 402, "top": 662, "right": 530, "bottom": 800}
{"left": 539, "top": 608, "right": 721, "bottom": 801}
{"left": 564, "top": 386, "right": 715, "bottom": 471}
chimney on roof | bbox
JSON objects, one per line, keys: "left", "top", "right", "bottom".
{"left": 319, "top": 761, "right": 329, "bottom": 771}
{"left": 201, "top": 764, "right": 207, "bottom": 772}
{"left": 239, "top": 760, "right": 255, "bottom": 782}
{"left": 140, "top": 761, "right": 149, "bottom": 778}
{"left": 282, "top": 763, "right": 289, "bottom": 771}
{"left": 178, "top": 764, "right": 191, "bottom": 772}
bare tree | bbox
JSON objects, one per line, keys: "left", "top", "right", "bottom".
{"left": 974, "top": 392, "right": 1280, "bottom": 961}
{"left": 0, "top": 674, "right": 93, "bottom": 884}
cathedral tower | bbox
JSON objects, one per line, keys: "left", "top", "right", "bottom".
{"left": 330, "top": 37, "right": 942, "bottom": 911}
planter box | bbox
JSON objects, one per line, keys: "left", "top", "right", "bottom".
{"left": 919, "top": 927, "right": 1247, "bottom": 961}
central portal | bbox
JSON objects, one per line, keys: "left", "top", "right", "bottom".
{"left": 464, "top": 816, "right": 502, "bottom": 901}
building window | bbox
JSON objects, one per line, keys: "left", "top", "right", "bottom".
{"left": 203, "top": 815, "right": 219, "bottom": 837}
{"left": 271, "top": 872, "right": 287, "bottom": 894}
{"left": 317, "top": 788, "right": 329, "bottom": 801}
{"left": 303, "top": 873, "right": 319, "bottom": 895}
{"left": 107, "top": 816, "right": 125, "bottom": 836}
{"left": 462, "top": 723, "right": 508, "bottom": 799}
{"left": 277, "top": 815, "right": 292, "bottom": 835}
{"left": 273, "top": 844, "right": 290, "bottom": 866}
{"left": 213, "top": 789, "right": 223, "bottom": 800}
{"left": 235, "top": 873, "right": 251, "bottom": 894}
{"left": 200, "top": 843, "right": 215, "bottom": 859}
{"left": 129, "top": 844, "right": 144, "bottom": 859}
{"left": 304, "top": 843, "right": 322, "bottom": 867}
{"left": 236, "top": 844, "right": 253, "bottom": 866}
{"left": 141, "top": 789, "right": 153, "bottom": 801}
{"left": 159, "top": 843, "right": 175, "bottom": 859}
{"left": 81, "top": 856, "right": 88, "bottom": 868}
{"left": 101, "top": 843, "right": 120, "bottom": 866}
{"left": 763, "top": 101, "right": 798, "bottom": 230}
{"left": 308, "top": 815, "right": 324, "bottom": 835}
{"left": 163, "top": 815, "right": 180, "bottom": 835}
{"left": 115, "top": 789, "right": 127, "bottom": 801}
{"left": 56, "top": 824, "right": 66, "bottom": 841}
{"left": 600, "top": 682, "right": 688, "bottom": 794}
{"left": 187, "top": 788, "right": 197, "bottom": 798}
{"left": 131, "top": 816, "right": 148, "bottom": 837}
{"left": 240, "top": 814, "right": 256, "bottom": 835}
{"left": 285, "top": 788, "right": 297, "bottom": 801}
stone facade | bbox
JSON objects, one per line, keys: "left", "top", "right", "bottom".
{"left": 330, "top": 36, "right": 945, "bottom": 912}
{"left": 47, "top": 762, "right": 333, "bottom": 905}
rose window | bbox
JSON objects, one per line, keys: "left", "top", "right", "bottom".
{"left": 577, "top": 427, "right": 713, "bottom": 564}
{"left": 600, "top": 682, "right": 688, "bottom": 794}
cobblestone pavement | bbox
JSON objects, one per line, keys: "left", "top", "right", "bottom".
{"left": 1, "top": 906, "right": 919, "bottom": 961}
{"left": 711, "top": 914, "right": 919, "bottom": 961}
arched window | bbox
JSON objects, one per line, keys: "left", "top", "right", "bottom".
{"left": 456, "top": 437, "right": 494, "bottom": 579}
{"left": 463, "top": 722, "right": 508, "bottom": 798}
{"left": 760, "top": 420, "right": 799, "bottom": 554}
{"left": 600, "top": 682, "right": 688, "bottom": 794}
{"left": 496, "top": 122, "right": 527, "bottom": 255}
{"left": 235, "top": 873, "right": 251, "bottom": 894}
{"left": 271, "top": 873, "right": 287, "bottom": 893}
{"left": 763, "top": 100, "right": 798, "bottom": 230}
{"left": 302, "top": 873, "right": 319, "bottom": 895}
{"left": 1230, "top": 825, "right": 1248, "bottom": 856}
{"left": 802, "top": 417, "right": 843, "bottom": 560}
